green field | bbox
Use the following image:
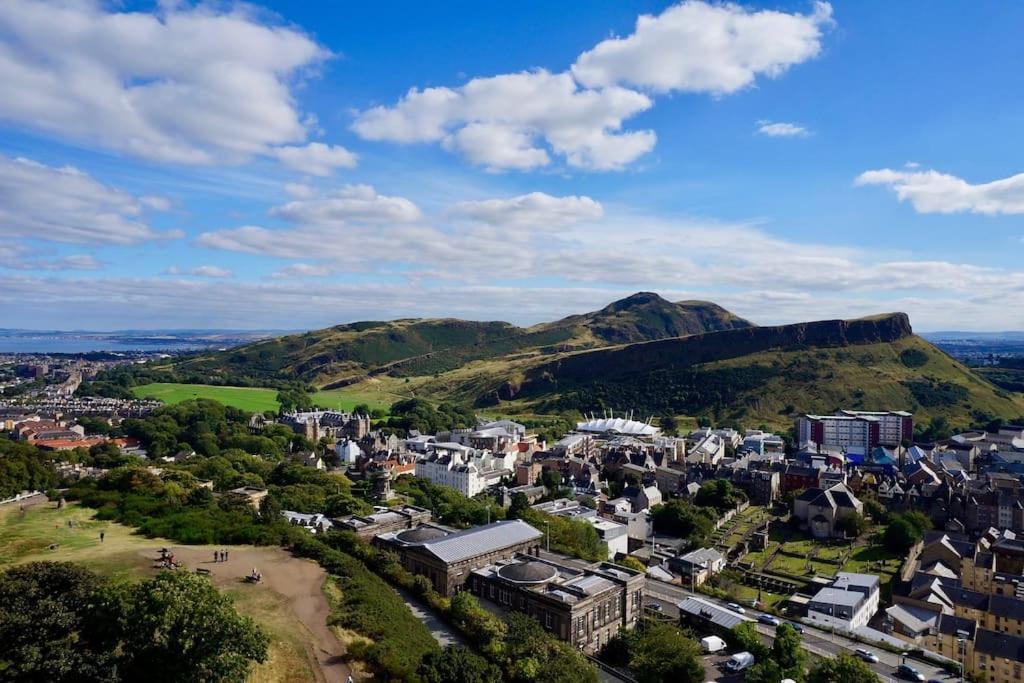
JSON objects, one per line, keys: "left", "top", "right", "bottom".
{"left": 131, "top": 382, "right": 396, "bottom": 413}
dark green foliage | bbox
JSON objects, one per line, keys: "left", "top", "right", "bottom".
{"left": 729, "top": 622, "right": 769, "bottom": 661}
{"left": 903, "top": 379, "right": 969, "bottom": 407}
{"left": 883, "top": 511, "right": 933, "bottom": 553}
{"left": 899, "top": 348, "right": 930, "bottom": 368}
{"left": 502, "top": 613, "right": 597, "bottom": 683}
{"left": 862, "top": 496, "right": 888, "bottom": 523}
{"left": 395, "top": 477, "right": 505, "bottom": 527}
{"left": 599, "top": 621, "right": 703, "bottom": 683}
{"left": 838, "top": 510, "right": 868, "bottom": 538}
{"left": 0, "top": 439, "right": 57, "bottom": 498}
{"left": 0, "top": 562, "right": 268, "bottom": 683}
{"left": 543, "top": 364, "right": 777, "bottom": 420}
{"left": 387, "top": 398, "right": 476, "bottom": 435}
{"left": 693, "top": 479, "right": 748, "bottom": 512}
{"left": 807, "top": 653, "right": 880, "bottom": 683}
{"left": 650, "top": 500, "right": 717, "bottom": 546}
{"left": 417, "top": 646, "right": 502, "bottom": 683}
{"left": 514, "top": 507, "right": 606, "bottom": 562}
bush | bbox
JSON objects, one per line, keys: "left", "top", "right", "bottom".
{"left": 900, "top": 348, "right": 929, "bottom": 368}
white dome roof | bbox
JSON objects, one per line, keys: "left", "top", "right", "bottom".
{"left": 576, "top": 416, "right": 659, "bottom": 437}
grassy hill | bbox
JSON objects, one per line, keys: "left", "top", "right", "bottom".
{"left": 166, "top": 292, "right": 753, "bottom": 386}
{"left": 130, "top": 295, "right": 1024, "bottom": 431}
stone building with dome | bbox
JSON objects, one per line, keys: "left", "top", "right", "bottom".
{"left": 374, "top": 519, "right": 543, "bottom": 596}
{"left": 468, "top": 555, "right": 645, "bottom": 652}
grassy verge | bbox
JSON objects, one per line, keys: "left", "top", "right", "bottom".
{"left": 130, "top": 382, "right": 393, "bottom": 413}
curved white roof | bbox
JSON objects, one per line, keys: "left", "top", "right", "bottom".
{"left": 576, "top": 417, "right": 659, "bottom": 437}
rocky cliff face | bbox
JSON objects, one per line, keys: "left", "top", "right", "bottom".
{"left": 497, "top": 313, "right": 913, "bottom": 400}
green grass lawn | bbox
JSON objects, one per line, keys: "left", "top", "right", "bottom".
{"left": 131, "top": 382, "right": 393, "bottom": 413}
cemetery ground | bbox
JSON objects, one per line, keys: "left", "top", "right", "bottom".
{"left": 0, "top": 499, "right": 361, "bottom": 683}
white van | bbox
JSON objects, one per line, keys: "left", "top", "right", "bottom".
{"left": 724, "top": 651, "right": 755, "bottom": 672}
{"left": 701, "top": 635, "right": 727, "bottom": 653}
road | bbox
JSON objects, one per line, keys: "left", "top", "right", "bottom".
{"left": 644, "top": 578, "right": 952, "bottom": 682}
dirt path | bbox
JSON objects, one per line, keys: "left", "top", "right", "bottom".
{"left": 147, "top": 545, "right": 350, "bottom": 683}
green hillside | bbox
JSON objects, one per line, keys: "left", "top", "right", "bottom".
{"left": 164, "top": 293, "right": 753, "bottom": 386}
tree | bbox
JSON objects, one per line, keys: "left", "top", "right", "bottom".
{"left": 659, "top": 414, "right": 678, "bottom": 436}
{"left": 508, "top": 492, "right": 530, "bottom": 518}
{"left": 417, "top": 646, "right": 502, "bottom": 683}
{"left": 628, "top": 621, "right": 703, "bottom": 683}
{"left": 503, "top": 613, "right": 597, "bottom": 683}
{"left": 772, "top": 622, "right": 807, "bottom": 680}
{"left": 745, "top": 659, "right": 785, "bottom": 683}
{"left": 807, "top": 654, "right": 880, "bottom": 683}
{"left": 862, "top": 496, "right": 888, "bottom": 523}
{"left": 650, "top": 500, "right": 716, "bottom": 546}
{"left": 883, "top": 511, "right": 933, "bottom": 554}
{"left": 0, "top": 562, "right": 120, "bottom": 680}
{"left": 729, "top": 622, "right": 769, "bottom": 661}
{"left": 693, "top": 479, "right": 747, "bottom": 512}
{"left": 541, "top": 469, "right": 563, "bottom": 491}
{"left": 617, "top": 556, "right": 647, "bottom": 573}
{"left": 117, "top": 571, "right": 269, "bottom": 682}
{"left": 838, "top": 510, "right": 868, "bottom": 539}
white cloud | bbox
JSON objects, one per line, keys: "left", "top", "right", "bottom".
{"left": 351, "top": 2, "right": 829, "bottom": 171}
{"left": 353, "top": 70, "right": 655, "bottom": 171}
{"left": 572, "top": 1, "right": 832, "bottom": 94}
{"left": 196, "top": 184, "right": 427, "bottom": 261}
{"left": 756, "top": 120, "right": 809, "bottom": 137}
{"left": 270, "top": 263, "right": 332, "bottom": 279}
{"left": 273, "top": 143, "right": 358, "bottom": 176}
{"left": 448, "top": 192, "right": 603, "bottom": 229}
{"left": 0, "top": 244, "right": 102, "bottom": 271}
{"left": 0, "top": 154, "right": 176, "bottom": 245}
{"left": 855, "top": 167, "right": 1024, "bottom": 215}
{"left": 0, "top": 0, "right": 329, "bottom": 165}
{"left": 190, "top": 265, "right": 233, "bottom": 278}
{"left": 283, "top": 183, "right": 316, "bottom": 199}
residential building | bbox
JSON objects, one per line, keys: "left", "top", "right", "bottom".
{"left": 807, "top": 572, "right": 880, "bottom": 632}
{"left": 798, "top": 410, "right": 913, "bottom": 452}
{"left": 670, "top": 547, "right": 727, "bottom": 587}
{"left": 227, "top": 486, "right": 268, "bottom": 510}
{"left": 414, "top": 444, "right": 515, "bottom": 497}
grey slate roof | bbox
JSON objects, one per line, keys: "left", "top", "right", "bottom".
{"left": 678, "top": 596, "right": 751, "bottom": 630}
{"left": 421, "top": 519, "right": 542, "bottom": 564}
{"left": 976, "top": 628, "right": 1024, "bottom": 661}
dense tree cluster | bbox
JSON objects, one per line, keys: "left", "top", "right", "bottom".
{"left": 693, "top": 479, "right": 748, "bottom": 512}
{"left": 0, "top": 439, "right": 57, "bottom": 498}
{"left": 395, "top": 476, "right": 505, "bottom": 528}
{"left": 883, "top": 510, "right": 934, "bottom": 553}
{"left": 600, "top": 620, "right": 703, "bottom": 683}
{"left": 650, "top": 499, "right": 717, "bottom": 546}
{"left": 807, "top": 653, "right": 880, "bottom": 683}
{"left": 386, "top": 398, "right": 476, "bottom": 435}
{"left": 0, "top": 562, "right": 268, "bottom": 682}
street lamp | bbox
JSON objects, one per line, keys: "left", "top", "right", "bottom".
{"left": 545, "top": 520, "right": 550, "bottom": 553}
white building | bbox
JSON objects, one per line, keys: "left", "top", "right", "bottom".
{"left": 807, "top": 572, "right": 880, "bottom": 632}
{"left": 335, "top": 439, "right": 363, "bottom": 465}
{"left": 414, "top": 443, "right": 515, "bottom": 497}
{"left": 798, "top": 410, "right": 912, "bottom": 452}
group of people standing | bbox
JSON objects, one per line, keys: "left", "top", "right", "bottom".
{"left": 213, "top": 549, "right": 230, "bottom": 563}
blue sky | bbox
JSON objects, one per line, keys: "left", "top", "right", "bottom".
{"left": 1, "top": 0, "right": 1023, "bottom": 330}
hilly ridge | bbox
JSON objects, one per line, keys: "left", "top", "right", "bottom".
{"left": 171, "top": 293, "right": 753, "bottom": 386}
{"left": 146, "top": 294, "right": 1024, "bottom": 430}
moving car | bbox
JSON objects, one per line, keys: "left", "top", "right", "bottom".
{"left": 896, "top": 664, "right": 925, "bottom": 681}
{"left": 855, "top": 648, "right": 879, "bottom": 663}
{"left": 784, "top": 622, "right": 805, "bottom": 634}
{"left": 757, "top": 614, "right": 780, "bottom": 626}
{"left": 727, "top": 602, "right": 745, "bottom": 614}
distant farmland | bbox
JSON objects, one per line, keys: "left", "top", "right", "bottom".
{"left": 130, "top": 382, "right": 394, "bottom": 413}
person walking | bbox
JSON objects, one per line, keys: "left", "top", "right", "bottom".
{"left": 99, "top": 531, "right": 105, "bottom": 543}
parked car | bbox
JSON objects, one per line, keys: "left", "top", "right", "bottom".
{"left": 855, "top": 648, "right": 879, "bottom": 663}
{"left": 757, "top": 614, "right": 780, "bottom": 626}
{"left": 724, "top": 651, "right": 755, "bottom": 672}
{"left": 727, "top": 602, "right": 746, "bottom": 614}
{"left": 647, "top": 601, "right": 663, "bottom": 612}
{"left": 896, "top": 664, "right": 925, "bottom": 681}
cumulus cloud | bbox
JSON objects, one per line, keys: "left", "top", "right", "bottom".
{"left": 0, "top": 0, "right": 329, "bottom": 165}
{"left": 353, "top": 70, "right": 655, "bottom": 171}
{"left": 855, "top": 167, "right": 1024, "bottom": 215}
{"left": 273, "top": 143, "right": 358, "bottom": 176}
{"left": 756, "top": 120, "right": 809, "bottom": 137}
{"left": 573, "top": 1, "right": 832, "bottom": 94}
{"left": 448, "top": 192, "right": 603, "bottom": 229}
{"left": 190, "top": 265, "right": 233, "bottom": 278}
{"left": 0, "top": 154, "right": 176, "bottom": 245}
{"left": 352, "top": 2, "right": 828, "bottom": 171}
